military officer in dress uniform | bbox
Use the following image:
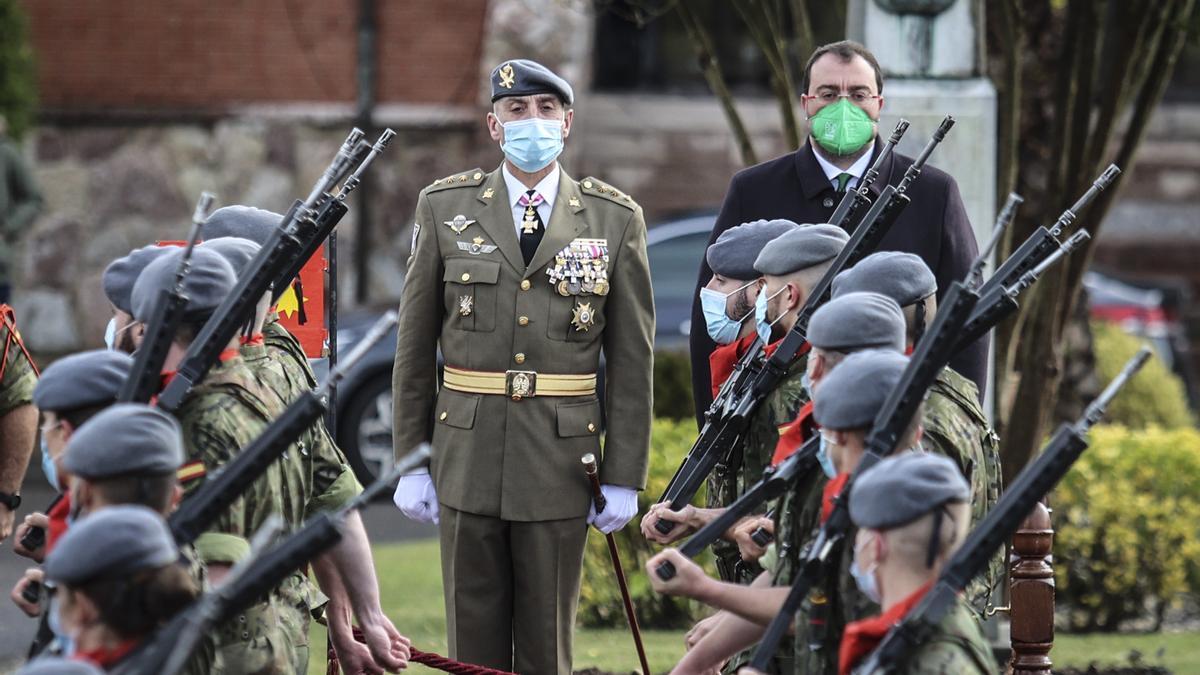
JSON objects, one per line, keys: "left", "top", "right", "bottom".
{"left": 391, "top": 59, "right": 654, "bottom": 674}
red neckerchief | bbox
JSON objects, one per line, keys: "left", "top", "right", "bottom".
{"left": 708, "top": 334, "right": 755, "bottom": 398}
{"left": 158, "top": 349, "right": 240, "bottom": 394}
{"left": 239, "top": 333, "right": 265, "bottom": 347}
{"left": 46, "top": 493, "right": 71, "bottom": 554}
{"left": 821, "top": 472, "right": 850, "bottom": 524}
{"left": 838, "top": 582, "right": 933, "bottom": 675}
{"left": 905, "top": 345, "right": 914, "bottom": 356}
{"left": 771, "top": 400, "right": 817, "bottom": 466}
{"left": 74, "top": 637, "right": 140, "bottom": 667}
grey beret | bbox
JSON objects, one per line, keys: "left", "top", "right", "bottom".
{"left": 64, "top": 403, "right": 184, "bottom": 479}
{"left": 850, "top": 451, "right": 970, "bottom": 530}
{"left": 131, "top": 247, "right": 236, "bottom": 322}
{"left": 202, "top": 236, "right": 261, "bottom": 277}
{"left": 490, "top": 59, "right": 574, "bottom": 105}
{"left": 103, "top": 245, "right": 172, "bottom": 315}
{"left": 808, "top": 292, "right": 906, "bottom": 354}
{"left": 707, "top": 220, "right": 800, "bottom": 280}
{"left": 44, "top": 505, "right": 178, "bottom": 585}
{"left": 18, "top": 657, "right": 105, "bottom": 675}
{"left": 753, "top": 224, "right": 849, "bottom": 276}
{"left": 813, "top": 349, "right": 908, "bottom": 430}
{"left": 203, "top": 205, "right": 282, "bottom": 247}
{"left": 33, "top": 350, "right": 133, "bottom": 412}
{"left": 833, "top": 251, "right": 937, "bottom": 307}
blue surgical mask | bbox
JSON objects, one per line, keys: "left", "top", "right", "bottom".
{"left": 816, "top": 433, "right": 838, "bottom": 479}
{"left": 499, "top": 117, "right": 565, "bottom": 173}
{"left": 850, "top": 537, "right": 882, "bottom": 604}
{"left": 700, "top": 281, "right": 756, "bottom": 345}
{"left": 48, "top": 596, "right": 75, "bottom": 656}
{"left": 755, "top": 286, "right": 787, "bottom": 344}
{"left": 103, "top": 317, "right": 117, "bottom": 350}
{"left": 40, "top": 438, "right": 59, "bottom": 492}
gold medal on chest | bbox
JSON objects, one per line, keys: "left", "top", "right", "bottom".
{"left": 571, "top": 302, "right": 595, "bottom": 332}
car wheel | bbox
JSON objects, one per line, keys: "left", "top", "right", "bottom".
{"left": 337, "top": 374, "right": 395, "bottom": 486}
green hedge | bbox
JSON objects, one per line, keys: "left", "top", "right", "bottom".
{"left": 1055, "top": 424, "right": 1200, "bottom": 631}
{"left": 654, "top": 349, "right": 695, "bottom": 422}
{"left": 578, "top": 417, "right": 712, "bottom": 629}
{"left": 1092, "top": 321, "right": 1194, "bottom": 429}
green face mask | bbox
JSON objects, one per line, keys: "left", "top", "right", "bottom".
{"left": 809, "top": 98, "right": 876, "bottom": 156}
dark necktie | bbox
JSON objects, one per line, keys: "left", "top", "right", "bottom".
{"left": 835, "top": 172, "right": 854, "bottom": 193}
{"left": 519, "top": 189, "right": 545, "bottom": 266}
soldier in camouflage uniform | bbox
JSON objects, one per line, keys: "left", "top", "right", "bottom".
{"left": 131, "top": 247, "right": 295, "bottom": 674}
{"left": 0, "top": 303, "right": 38, "bottom": 542}
{"left": 61, "top": 403, "right": 221, "bottom": 675}
{"left": 203, "top": 233, "right": 409, "bottom": 672}
{"left": 839, "top": 452, "right": 998, "bottom": 674}
{"left": 832, "top": 251, "right": 1003, "bottom": 613}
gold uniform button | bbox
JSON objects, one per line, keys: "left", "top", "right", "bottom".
{"left": 514, "top": 353, "right": 526, "bottom": 364}
{"left": 518, "top": 316, "right": 529, "bottom": 326}
{"left": 461, "top": 273, "right": 471, "bottom": 282}
{"left": 439, "top": 412, "right": 448, "bottom": 421}
{"left": 587, "top": 422, "right": 596, "bottom": 433}
{"left": 520, "top": 280, "right": 531, "bottom": 291}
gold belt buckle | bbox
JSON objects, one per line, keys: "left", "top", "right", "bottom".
{"left": 506, "top": 370, "right": 537, "bottom": 401}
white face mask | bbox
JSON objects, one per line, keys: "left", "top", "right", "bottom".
{"left": 104, "top": 317, "right": 136, "bottom": 351}
{"left": 850, "top": 533, "right": 882, "bottom": 604}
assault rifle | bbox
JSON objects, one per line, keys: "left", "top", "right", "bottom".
{"left": 168, "top": 311, "right": 398, "bottom": 545}
{"left": 965, "top": 192, "right": 1023, "bottom": 290}
{"left": 112, "top": 444, "right": 431, "bottom": 675}
{"left": 854, "top": 347, "right": 1151, "bottom": 674}
{"left": 156, "top": 128, "right": 389, "bottom": 412}
{"left": 653, "top": 117, "right": 955, "bottom": 535}
{"left": 117, "top": 192, "right": 214, "bottom": 403}
{"left": 746, "top": 276, "right": 980, "bottom": 671}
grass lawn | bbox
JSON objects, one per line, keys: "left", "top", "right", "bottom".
{"left": 309, "top": 539, "right": 1200, "bottom": 674}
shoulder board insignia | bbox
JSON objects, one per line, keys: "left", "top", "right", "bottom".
{"left": 428, "top": 169, "right": 486, "bottom": 193}
{"left": 580, "top": 177, "right": 636, "bottom": 209}
{"left": 177, "top": 460, "right": 207, "bottom": 484}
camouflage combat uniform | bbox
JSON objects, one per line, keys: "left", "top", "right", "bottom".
{"left": 0, "top": 308, "right": 37, "bottom": 414}
{"left": 240, "top": 326, "right": 362, "bottom": 670}
{"left": 174, "top": 355, "right": 296, "bottom": 675}
{"left": 849, "top": 598, "right": 998, "bottom": 675}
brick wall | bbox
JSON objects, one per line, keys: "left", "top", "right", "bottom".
{"left": 23, "top": 0, "right": 489, "bottom": 111}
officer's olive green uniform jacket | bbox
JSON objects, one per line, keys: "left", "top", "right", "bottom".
{"left": 393, "top": 166, "right": 654, "bottom": 522}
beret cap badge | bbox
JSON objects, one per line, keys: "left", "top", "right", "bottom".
{"left": 499, "top": 63, "right": 516, "bottom": 89}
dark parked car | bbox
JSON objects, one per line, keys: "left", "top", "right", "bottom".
{"left": 333, "top": 213, "right": 717, "bottom": 485}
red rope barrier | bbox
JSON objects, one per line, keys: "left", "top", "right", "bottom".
{"left": 326, "top": 627, "right": 517, "bottom": 675}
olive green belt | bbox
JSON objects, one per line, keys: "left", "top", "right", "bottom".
{"left": 443, "top": 365, "right": 597, "bottom": 401}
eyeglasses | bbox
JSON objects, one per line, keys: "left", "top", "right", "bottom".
{"left": 812, "top": 91, "right": 881, "bottom": 105}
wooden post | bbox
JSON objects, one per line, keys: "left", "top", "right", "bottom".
{"left": 1009, "top": 502, "right": 1054, "bottom": 675}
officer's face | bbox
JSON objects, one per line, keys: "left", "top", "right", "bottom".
{"left": 487, "top": 95, "right": 574, "bottom": 143}
{"left": 801, "top": 53, "right": 884, "bottom": 120}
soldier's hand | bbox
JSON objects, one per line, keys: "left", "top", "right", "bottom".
{"left": 732, "top": 516, "right": 773, "bottom": 563}
{"left": 331, "top": 634, "right": 382, "bottom": 675}
{"left": 10, "top": 568, "right": 44, "bottom": 618}
{"left": 0, "top": 504, "right": 14, "bottom": 543}
{"left": 684, "top": 612, "right": 723, "bottom": 651}
{"left": 13, "top": 512, "right": 49, "bottom": 562}
{"left": 640, "top": 502, "right": 696, "bottom": 544}
{"left": 360, "top": 612, "right": 411, "bottom": 672}
{"left": 646, "top": 549, "right": 712, "bottom": 599}
{"left": 392, "top": 470, "right": 439, "bottom": 524}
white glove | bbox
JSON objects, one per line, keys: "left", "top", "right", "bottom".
{"left": 393, "top": 469, "right": 439, "bottom": 524}
{"left": 588, "top": 485, "right": 639, "bottom": 534}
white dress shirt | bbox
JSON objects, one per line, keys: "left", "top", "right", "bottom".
{"left": 503, "top": 163, "right": 559, "bottom": 235}
{"left": 811, "top": 146, "right": 874, "bottom": 192}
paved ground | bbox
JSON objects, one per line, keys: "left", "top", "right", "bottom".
{"left": 0, "top": 466, "right": 435, "bottom": 672}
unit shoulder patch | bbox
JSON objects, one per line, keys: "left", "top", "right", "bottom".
{"left": 579, "top": 177, "right": 636, "bottom": 210}
{"left": 426, "top": 169, "right": 487, "bottom": 193}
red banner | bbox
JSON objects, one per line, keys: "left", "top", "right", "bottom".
{"left": 275, "top": 244, "right": 328, "bottom": 358}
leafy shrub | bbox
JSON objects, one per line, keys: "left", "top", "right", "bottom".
{"left": 578, "top": 417, "right": 712, "bottom": 629}
{"left": 654, "top": 349, "right": 695, "bottom": 422}
{"left": 1092, "top": 322, "right": 1194, "bottom": 429}
{"left": 1055, "top": 425, "right": 1200, "bottom": 631}
{"left": 0, "top": 0, "right": 37, "bottom": 139}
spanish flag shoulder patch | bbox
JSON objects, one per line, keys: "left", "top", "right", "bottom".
{"left": 177, "top": 461, "right": 207, "bottom": 484}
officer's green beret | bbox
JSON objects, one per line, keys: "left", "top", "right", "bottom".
{"left": 808, "top": 292, "right": 905, "bottom": 354}
{"left": 813, "top": 349, "right": 907, "bottom": 430}
{"left": 490, "top": 59, "right": 574, "bottom": 105}
{"left": 18, "top": 657, "right": 104, "bottom": 675}
{"left": 44, "top": 505, "right": 178, "bottom": 586}
{"left": 753, "top": 224, "right": 848, "bottom": 276}
{"left": 833, "top": 251, "right": 936, "bottom": 307}
{"left": 202, "top": 236, "right": 261, "bottom": 277}
{"left": 203, "top": 205, "right": 281, "bottom": 247}
{"left": 130, "top": 247, "right": 236, "bottom": 322}
{"left": 64, "top": 403, "right": 184, "bottom": 479}
{"left": 850, "top": 451, "right": 970, "bottom": 530}
{"left": 32, "top": 349, "right": 133, "bottom": 413}
{"left": 103, "top": 245, "right": 172, "bottom": 315}
{"left": 707, "top": 220, "right": 800, "bottom": 280}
